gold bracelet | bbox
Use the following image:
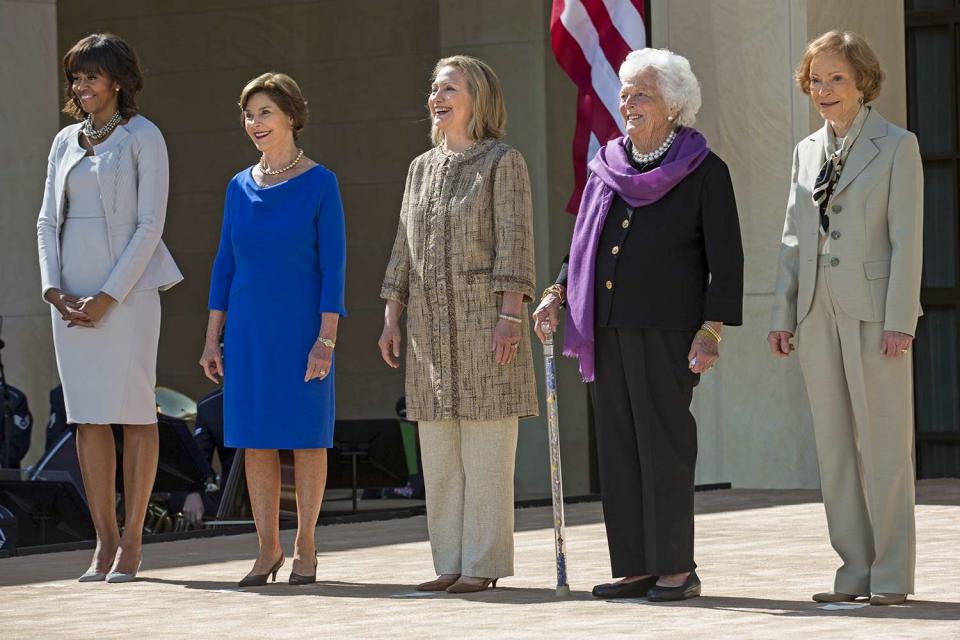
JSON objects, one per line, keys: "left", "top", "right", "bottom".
{"left": 542, "top": 284, "right": 566, "bottom": 306}
{"left": 696, "top": 329, "right": 720, "bottom": 343}
{"left": 316, "top": 336, "right": 336, "bottom": 349}
{"left": 700, "top": 323, "right": 722, "bottom": 342}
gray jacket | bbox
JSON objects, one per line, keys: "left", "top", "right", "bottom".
{"left": 771, "top": 108, "right": 923, "bottom": 335}
{"left": 37, "top": 114, "right": 183, "bottom": 303}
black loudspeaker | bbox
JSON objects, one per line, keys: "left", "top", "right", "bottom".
{"left": 328, "top": 419, "right": 409, "bottom": 490}
{"left": 28, "top": 430, "right": 86, "bottom": 500}
{"left": 0, "top": 480, "right": 94, "bottom": 548}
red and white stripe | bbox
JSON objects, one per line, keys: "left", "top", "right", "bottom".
{"left": 551, "top": 0, "right": 646, "bottom": 213}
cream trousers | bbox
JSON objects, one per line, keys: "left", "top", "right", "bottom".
{"left": 418, "top": 416, "right": 518, "bottom": 579}
{"left": 797, "top": 260, "right": 916, "bottom": 595}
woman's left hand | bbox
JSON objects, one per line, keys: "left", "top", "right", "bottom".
{"left": 305, "top": 340, "right": 333, "bottom": 382}
{"left": 881, "top": 330, "right": 913, "bottom": 359}
{"left": 687, "top": 332, "right": 719, "bottom": 374}
{"left": 492, "top": 318, "right": 522, "bottom": 365}
{"left": 72, "top": 292, "right": 115, "bottom": 325}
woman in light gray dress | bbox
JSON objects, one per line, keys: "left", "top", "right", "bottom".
{"left": 36, "top": 33, "right": 182, "bottom": 583}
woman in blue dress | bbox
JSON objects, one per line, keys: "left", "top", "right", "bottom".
{"left": 199, "top": 72, "right": 346, "bottom": 587}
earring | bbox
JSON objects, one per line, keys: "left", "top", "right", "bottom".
{"left": 858, "top": 95, "right": 864, "bottom": 104}
{"left": 115, "top": 87, "right": 120, "bottom": 92}
{"left": 667, "top": 115, "right": 675, "bottom": 122}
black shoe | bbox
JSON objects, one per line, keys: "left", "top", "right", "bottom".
{"left": 238, "top": 554, "right": 284, "bottom": 587}
{"left": 591, "top": 575, "right": 659, "bottom": 599}
{"left": 289, "top": 555, "right": 318, "bottom": 585}
{"left": 646, "top": 571, "right": 701, "bottom": 602}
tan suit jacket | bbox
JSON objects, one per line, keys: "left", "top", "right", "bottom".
{"left": 771, "top": 109, "right": 923, "bottom": 335}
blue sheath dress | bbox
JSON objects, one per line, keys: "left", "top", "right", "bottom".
{"left": 208, "top": 165, "right": 347, "bottom": 449}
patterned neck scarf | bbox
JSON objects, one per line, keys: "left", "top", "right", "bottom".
{"left": 813, "top": 105, "right": 869, "bottom": 235}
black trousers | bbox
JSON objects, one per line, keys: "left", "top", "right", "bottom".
{"left": 590, "top": 326, "right": 699, "bottom": 577}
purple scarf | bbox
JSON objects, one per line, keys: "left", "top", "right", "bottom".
{"left": 563, "top": 128, "right": 710, "bottom": 381}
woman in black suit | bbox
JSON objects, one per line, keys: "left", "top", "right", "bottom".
{"left": 533, "top": 48, "right": 743, "bottom": 602}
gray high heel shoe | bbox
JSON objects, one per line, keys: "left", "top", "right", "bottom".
{"left": 77, "top": 568, "right": 107, "bottom": 582}
{"left": 105, "top": 558, "right": 142, "bottom": 583}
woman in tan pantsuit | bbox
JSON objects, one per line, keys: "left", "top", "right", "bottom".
{"left": 769, "top": 31, "right": 923, "bottom": 606}
{"left": 379, "top": 55, "right": 537, "bottom": 594}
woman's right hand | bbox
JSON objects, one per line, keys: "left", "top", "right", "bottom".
{"left": 199, "top": 341, "right": 224, "bottom": 383}
{"left": 378, "top": 320, "right": 402, "bottom": 369}
{"left": 767, "top": 331, "right": 795, "bottom": 357}
{"left": 532, "top": 293, "right": 563, "bottom": 343}
{"left": 45, "top": 288, "right": 93, "bottom": 327}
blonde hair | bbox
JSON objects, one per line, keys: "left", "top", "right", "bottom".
{"left": 430, "top": 56, "right": 507, "bottom": 146}
{"left": 796, "top": 30, "right": 885, "bottom": 102}
{"left": 239, "top": 72, "right": 309, "bottom": 139}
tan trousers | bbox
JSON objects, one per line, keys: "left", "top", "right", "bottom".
{"left": 418, "top": 416, "right": 518, "bottom": 579}
{"left": 797, "top": 260, "right": 916, "bottom": 595}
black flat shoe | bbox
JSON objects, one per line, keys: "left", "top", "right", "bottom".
{"left": 646, "top": 571, "right": 701, "bottom": 602}
{"left": 591, "top": 575, "right": 659, "bottom": 599}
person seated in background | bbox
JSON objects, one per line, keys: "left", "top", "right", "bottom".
{"left": 166, "top": 387, "right": 235, "bottom": 525}
{"left": 0, "top": 383, "right": 33, "bottom": 469}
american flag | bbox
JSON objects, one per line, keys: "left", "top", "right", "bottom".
{"left": 551, "top": 0, "right": 647, "bottom": 213}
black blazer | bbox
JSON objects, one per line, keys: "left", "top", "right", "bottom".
{"left": 557, "top": 151, "right": 744, "bottom": 330}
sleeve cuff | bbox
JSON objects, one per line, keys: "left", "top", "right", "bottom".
{"left": 380, "top": 283, "right": 408, "bottom": 306}
{"left": 491, "top": 276, "right": 535, "bottom": 303}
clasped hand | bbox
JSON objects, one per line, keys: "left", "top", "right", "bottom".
{"left": 47, "top": 289, "right": 113, "bottom": 327}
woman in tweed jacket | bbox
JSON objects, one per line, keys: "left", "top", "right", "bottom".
{"left": 379, "top": 55, "right": 537, "bottom": 594}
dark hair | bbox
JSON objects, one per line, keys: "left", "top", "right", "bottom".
{"left": 62, "top": 33, "right": 144, "bottom": 121}
{"left": 239, "top": 72, "right": 309, "bottom": 139}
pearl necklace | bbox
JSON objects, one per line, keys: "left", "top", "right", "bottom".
{"left": 260, "top": 148, "right": 304, "bottom": 175}
{"left": 631, "top": 129, "right": 677, "bottom": 165}
{"left": 82, "top": 111, "right": 122, "bottom": 140}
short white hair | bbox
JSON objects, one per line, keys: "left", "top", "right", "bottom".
{"left": 618, "top": 48, "right": 701, "bottom": 127}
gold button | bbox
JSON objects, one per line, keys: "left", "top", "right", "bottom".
{"left": 621, "top": 219, "right": 630, "bottom": 229}
{"left": 611, "top": 246, "right": 620, "bottom": 255}
{"left": 605, "top": 280, "right": 613, "bottom": 290}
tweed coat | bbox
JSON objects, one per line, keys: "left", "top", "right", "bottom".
{"left": 381, "top": 139, "right": 538, "bottom": 422}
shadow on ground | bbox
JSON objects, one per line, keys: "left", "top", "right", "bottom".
{"left": 136, "top": 577, "right": 960, "bottom": 621}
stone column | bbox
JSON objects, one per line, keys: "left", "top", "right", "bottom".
{"left": 0, "top": 0, "right": 60, "bottom": 467}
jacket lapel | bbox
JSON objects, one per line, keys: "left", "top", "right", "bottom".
{"left": 55, "top": 126, "right": 88, "bottom": 220}
{"left": 804, "top": 127, "right": 826, "bottom": 186}
{"left": 832, "top": 109, "right": 887, "bottom": 198}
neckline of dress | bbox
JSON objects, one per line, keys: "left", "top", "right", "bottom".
{"left": 247, "top": 163, "right": 322, "bottom": 190}
{"left": 437, "top": 138, "right": 494, "bottom": 162}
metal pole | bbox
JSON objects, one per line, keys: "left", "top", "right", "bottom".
{"left": 541, "top": 323, "right": 570, "bottom": 597}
